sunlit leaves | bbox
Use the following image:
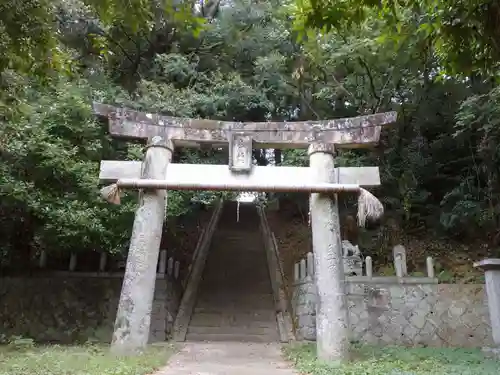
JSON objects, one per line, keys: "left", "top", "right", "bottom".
{"left": 0, "top": 0, "right": 62, "bottom": 75}
{"left": 292, "top": 0, "right": 500, "bottom": 76}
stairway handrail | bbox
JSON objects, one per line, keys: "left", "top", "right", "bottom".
{"left": 257, "top": 205, "right": 297, "bottom": 337}
{"left": 173, "top": 199, "right": 223, "bottom": 341}
{"left": 181, "top": 199, "right": 223, "bottom": 289}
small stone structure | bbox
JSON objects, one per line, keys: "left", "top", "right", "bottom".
{"left": 293, "top": 240, "right": 363, "bottom": 281}
{"left": 342, "top": 240, "right": 363, "bottom": 276}
{"left": 37, "top": 249, "right": 181, "bottom": 277}
{"left": 292, "top": 250, "right": 494, "bottom": 347}
{"left": 392, "top": 244, "right": 408, "bottom": 276}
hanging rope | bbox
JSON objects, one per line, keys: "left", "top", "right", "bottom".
{"left": 357, "top": 188, "right": 384, "bottom": 227}
{"left": 100, "top": 181, "right": 384, "bottom": 227}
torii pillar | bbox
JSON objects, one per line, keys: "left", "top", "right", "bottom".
{"left": 110, "top": 136, "right": 173, "bottom": 355}
{"left": 309, "top": 142, "right": 349, "bottom": 361}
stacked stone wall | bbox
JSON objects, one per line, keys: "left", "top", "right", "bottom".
{"left": 0, "top": 275, "right": 181, "bottom": 343}
{"left": 293, "top": 279, "right": 492, "bottom": 347}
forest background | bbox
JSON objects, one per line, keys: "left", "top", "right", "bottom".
{"left": 2, "top": 0, "right": 500, "bottom": 282}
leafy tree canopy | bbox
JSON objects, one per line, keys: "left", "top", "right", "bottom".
{"left": 292, "top": 0, "right": 500, "bottom": 75}
{"left": 2, "top": 0, "right": 500, "bottom": 274}
{"left": 0, "top": 0, "right": 204, "bottom": 78}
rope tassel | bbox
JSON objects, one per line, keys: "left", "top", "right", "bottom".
{"left": 357, "top": 187, "right": 384, "bottom": 227}
{"left": 307, "top": 187, "right": 384, "bottom": 228}
{"left": 100, "top": 184, "right": 121, "bottom": 205}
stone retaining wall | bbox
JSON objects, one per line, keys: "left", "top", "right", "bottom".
{"left": 293, "top": 278, "right": 492, "bottom": 348}
{"left": 0, "top": 275, "right": 181, "bottom": 343}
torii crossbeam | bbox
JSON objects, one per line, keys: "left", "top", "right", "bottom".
{"left": 93, "top": 103, "right": 395, "bottom": 148}
{"left": 94, "top": 102, "right": 397, "bottom": 360}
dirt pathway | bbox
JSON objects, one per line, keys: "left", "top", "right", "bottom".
{"left": 155, "top": 342, "right": 298, "bottom": 375}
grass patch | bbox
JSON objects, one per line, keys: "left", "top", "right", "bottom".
{"left": 0, "top": 343, "right": 176, "bottom": 375}
{"left": 284, "top": 342, "right": 499, "bottom": 375}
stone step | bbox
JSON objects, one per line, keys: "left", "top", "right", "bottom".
{"left": 197, "top": 290, "right": 273, "bottom": 295}
{"left": 215, "top": 222, "right": 258, "bottom": 227}
{"left": 208, "top": 246, "right": 265, "bottom": 253}
{"left": 189, "top": 313, "right": 278, "bottom": 327}
{"left": 189, "top": 316, "right": 277, "bottom": 327}
{"left": 187, "top": 325, "right": 278, "bottom": 337}
{"left": 202, "top": 272, "right": 268, "bottom": 279}
{"left": 203, "top": 260, "right": 268, "bottom": 267}
{"left": 202, "top": 270, "right": 270, "bottom": 276}
{"left": 195, "top": 290, "right": 274, "bottom": 297}
{"left": 195, "top": 291, "right": 274, "bottom": 298}
{"left": 198, "top": 290, "right": 274, "bottom": 302}
{"left": 202, "top": 268, "right": 269, "bottom": 274}
{"left": 209, "top": 240, "right": 263, "bottom": 246}
{"left": 200, "top": 278, "right": 272, "bottom": 289}
{"left": 203, "top": 268, "right": 268, "bottom": 274}
{"left": 197, "top": 292, "right": 274, "bottom": 299}
{"left": 195, "top": 296, "right": 275, "bottom": 304}
{"left": 205, "top": 256, "right": 265, "bottom": 262}
{"left": 185, "top": 332, "right": 279, "bottom": 343}
{"left": 215, "top": 224, "right": 260, "bottom": 229}
{"left": 204, "top": 257, "right": 266, "bottom": 261}
{"left": 200, "top": 275, "right": 271, "bottom": 283}
{"left": 194, "top": 305, "right": 276, "bottom": 313}
{"left": 202, "top": 261, "right": 269, "bottom": 267}
{"left": 195, "top": 302, "right": 275, "bottom": 311}
{"left": 195, "top": 293, "right": 275, "bottom": 303}
{"left": 211, "top": 234, "right": 260, "bottom": 238}
{"left": 201, "top": 268, "right": 270, "bottom": 275}
{"left": 209, "top": 247, "right": 264, "bottom": 253}
{"left": 203, "top": 261, "right": 269, "bottom": 267}
{"left": 209, "top": 245, "right": 266, "bottom": 251}
{"left": 211, "top": 233, "right": 262, "bottom": 239}
{"left": 203, "top": 256, "right": 268, "bottom": 264}
{"left": 192, "top": 307, "right": 277, "bottom": 317}
{"left": 202, "top": 270, "right": 269, "bottom": 276}
{"left": 220, "top": 210, "right": 258, "bottom": 216}
{"left": 203, "top": 258, "right": 268, "bottom": 266}
{"left": 211, "top": 235, "right": 262, "bottom": 241}
{"left": 208, "top": 247, "right": 264, "bottom": 253}
{"left": 216, "top": 217, "right": 258, "bottom": 221}
{"left": 212, "top": 229, "right": 260, "bottom": 235}
{"left": 220, "top": 208, "right": 257, "bottom": 214}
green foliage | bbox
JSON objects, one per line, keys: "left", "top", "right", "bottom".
{"left": 0, "top": 0, "right": 62, "bottom": 75}
{"left": 0, "top": 77, "right": 137, "bottom": 261}
{"left": 0, "top": 344, "right": 175, "bottom": 375}
{"left": 86, "top": 0, "right": 204, "bottom": 33}
{"left": 284, "top": 343, "right": 499, "bottom": 374}
{"left": 293, "top": 0, "right": 500, "bottom": 76}
{"left": 4, "top": 0, "right": 500, "bottom": 269}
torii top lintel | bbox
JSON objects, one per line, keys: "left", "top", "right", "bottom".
{"left": 93, "top": 103, "right": 397, "bottom": 149}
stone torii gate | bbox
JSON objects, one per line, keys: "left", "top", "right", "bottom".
{"left": 94, "top": 103, "right": 396, "bottom": 360}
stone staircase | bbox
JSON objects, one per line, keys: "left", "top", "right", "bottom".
{"left": 185, "top": 201, "right": 280, "bottom": 342}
